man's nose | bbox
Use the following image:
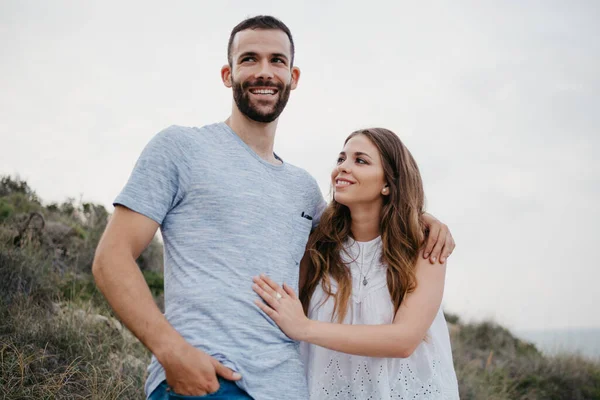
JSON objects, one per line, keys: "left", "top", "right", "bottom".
{"left": 254, "top": 59, "right": 274, "bottom": 80}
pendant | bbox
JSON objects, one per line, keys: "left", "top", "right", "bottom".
{"left": 363, "top": 277, "right": 368, "bottom": 286}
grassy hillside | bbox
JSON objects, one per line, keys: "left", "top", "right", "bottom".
{"left": 1, "top": 176, "right": 599, "bottom": 399}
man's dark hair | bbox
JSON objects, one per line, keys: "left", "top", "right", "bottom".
{"left": 227, "top": 15, "right": 295, "bottom": 66}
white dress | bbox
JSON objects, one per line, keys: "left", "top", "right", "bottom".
{"left": 300, "top": 237, "right": 460, "bottom": 399}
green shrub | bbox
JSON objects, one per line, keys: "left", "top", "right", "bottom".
{"left": 45, "top": 202, "right": 59, "bottom": 213}
{"left": 0, "top": 176, "right": 40, "bottom": 204}
{"left": 137, "top": 238, "right": 164, "bottom": 273}
{"left": 59, "top": 273, "right": 104, "bottom": 305}
{"left": 3, "top": 192, "right": 42, "bottom": 215}
{"left": 0, "top": 177, "right": 162, "bottom": 399}
{"left": 452, "top": 320, "right": 600, "bottom": 399}
{"left": 70, "top": 223, "right": 87, "bottom": 240}
{"left": 0, "top": 247, "right": 57, "bottom": 308}
{"left": 0, "top": 199, "right": 14, "bottom": 222}
{"left": 143, "top": 270, "right": 164, "bottom": 297}
{"left": 444, "top": 311, "right": 460, "bottom": 324}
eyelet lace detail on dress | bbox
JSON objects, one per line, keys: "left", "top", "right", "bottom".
{"left": 307, "top": 341, "right": 458, "bottom": 399}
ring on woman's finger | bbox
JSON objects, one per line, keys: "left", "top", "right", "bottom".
{"left": 275, "top": 292, "right": 283, "bottom": 300}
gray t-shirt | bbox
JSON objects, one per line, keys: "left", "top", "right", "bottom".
{"left": 114, "top": 122, "right": 326, "bottom": 399}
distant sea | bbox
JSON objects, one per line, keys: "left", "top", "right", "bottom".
{"left": 516, "top": 328, "right": 600, "bottom": 361}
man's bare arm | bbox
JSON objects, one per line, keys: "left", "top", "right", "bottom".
{"left": 93, "top": 206, "right": 176, "bottom": 357}
{"left": 92, "top": 206, "right": 240, "bottom": 396}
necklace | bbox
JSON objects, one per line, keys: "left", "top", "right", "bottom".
{"left": 358, "top": 240, "right": 381, "bottom": 286}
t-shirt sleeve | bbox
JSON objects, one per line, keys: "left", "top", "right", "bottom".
{"left": 113, "top": 127, "right": 186, "bottom": 225}
{"left": 310, "top": 178, "right": 327, "bottom": 229}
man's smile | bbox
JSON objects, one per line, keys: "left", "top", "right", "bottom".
{"left": 249, "top": 87, "right": 278, "bottom": 95}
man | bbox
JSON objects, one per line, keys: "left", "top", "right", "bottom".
{"left": 92, "top": 15, "right": 455, "bottom": 400}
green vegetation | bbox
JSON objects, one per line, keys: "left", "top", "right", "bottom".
{"left": 1, "top": 175, "right": 599, "bottom": 399}
{"left": 0, "top": 176, "right": 162, "bottom": 399}
{"left": 451, "top": 320, "right": 600, "bottom": 399}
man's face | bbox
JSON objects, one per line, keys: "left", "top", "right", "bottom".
{"left": 223, "top": 29, "right": 300, "bottom": 123}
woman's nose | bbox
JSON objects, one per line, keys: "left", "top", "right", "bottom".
{"left": 337, "top": 162, "right": 350, "bottom": 173}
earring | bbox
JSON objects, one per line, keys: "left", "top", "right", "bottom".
{"left": 382, "top": 187, "right": 388, "bottom": 194}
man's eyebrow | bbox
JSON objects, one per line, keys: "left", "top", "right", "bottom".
{"left": 238, "top": 51, "right": 258, "bottom": 60}
{"left": 237, "top": 51, "right": 289, "bottom": 61}
{"left": 271, "top": 53, "right": 289, "bottom": 60}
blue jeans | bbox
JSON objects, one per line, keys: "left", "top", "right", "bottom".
{"left": 148, "top": 378, "right": 253, "bottom": 400}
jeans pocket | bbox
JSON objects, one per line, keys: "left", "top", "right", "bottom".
{"left": 168, "top": 391, "right": 213, "bottom": 399}
{"left": 149, "top": 381, "right": 216, "bottom": 400}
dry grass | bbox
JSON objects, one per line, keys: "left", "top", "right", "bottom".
{"left": 0, "top": 249, "right": 150, "bottom": 399}
{"left": 450, "top": 318, "right": 600, "bottom": 399}
{"left": 0, "top": 176, "right": 152, "bottom": 399}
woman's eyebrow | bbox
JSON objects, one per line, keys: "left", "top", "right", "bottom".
{"left": 354, "top": 151, "right": 372, "bottom": 159}
{"left": 339, "top": 151, "right": 372, "bottom": 159}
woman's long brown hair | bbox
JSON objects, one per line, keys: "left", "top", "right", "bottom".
{"left": 300, "top": 128, "right": 426, "bottom": 322}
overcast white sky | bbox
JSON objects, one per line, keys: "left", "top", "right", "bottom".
{"left": 1, "top": 1, "right": 598, "bottom": 331}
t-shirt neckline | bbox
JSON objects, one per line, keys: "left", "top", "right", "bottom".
{"left": 218, "top": 122, "right": 286, "bottom": 171}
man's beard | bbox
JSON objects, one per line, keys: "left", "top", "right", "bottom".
{"left": 232, "top": 76, "right": 292, "bottom": 123}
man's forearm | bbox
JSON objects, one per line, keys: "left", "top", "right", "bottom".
{"left": 92, "top": 251, "right": 185, "bottom": 362}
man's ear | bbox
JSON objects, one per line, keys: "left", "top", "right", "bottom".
{"left": 221, "top": 64, "right": 232, "bottom": 88}
{"left": 290, "top": 66, "right": 301, "bottom": 90}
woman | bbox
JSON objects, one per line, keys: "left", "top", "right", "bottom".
{"left": 252, "top": 128, "right": 460, "bottom": 399}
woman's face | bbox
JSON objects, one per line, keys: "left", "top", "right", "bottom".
{"left": 331, "top": 134, "right": 388, "bottom": 208}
